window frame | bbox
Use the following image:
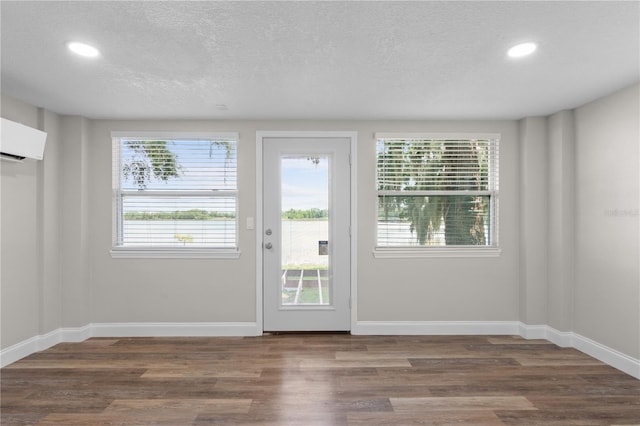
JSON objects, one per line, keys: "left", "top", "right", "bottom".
{"left": 373, "top": 132, "right": 501, "bottom": 258}
{"left": 110, "top": 131, "right": 240, "bottom": 259}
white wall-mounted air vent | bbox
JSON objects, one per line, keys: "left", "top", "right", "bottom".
{"left": 0, "top": 117, "right": 47, "bottom": 162}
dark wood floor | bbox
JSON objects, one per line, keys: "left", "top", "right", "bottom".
{"left": 1, "top": 334, "right": 639, "bottom": 425}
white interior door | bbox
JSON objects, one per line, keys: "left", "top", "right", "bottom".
{"left": 262, "top": 137, "right": 351, "bottom": 331}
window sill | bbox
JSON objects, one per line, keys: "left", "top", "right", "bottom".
{"left": 373, "top": 247, "right": 501, "bottom": 259}
{"left": 110, "top": 247, "right": 241, "bottom": 259}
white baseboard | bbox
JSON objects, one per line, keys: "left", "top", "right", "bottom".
{"left": 570, "top": 331, "right": 640, "bottom": 379}
{"left": 1, "top": 334, "right": 43, "bottom": 368}
{"left": 519, "top": 323, "right": 639, "bottom": 379}
{"left": 3, "top": 321, "right": 638, "bottom": 379}
{"left": 517, "top": 323, "right": 549, "bottom": 340}
{"left": 0, "top": 325, "right": 92, "bottom": 368}
{"left": 1, "top": 322, "right": 259, "bottom": 368}
{"left": 543, "top": 325, "right": 576, "bottom": 348}
{"left": 352, "top": 320, "right": 521, "bottom": 335}
{"left": 353, "top": 321, "right": 639, "bottom": 380}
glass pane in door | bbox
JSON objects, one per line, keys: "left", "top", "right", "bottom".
{"left": 280, "top": 155, "right": 330, "bottom": 306}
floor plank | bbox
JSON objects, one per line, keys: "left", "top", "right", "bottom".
{"left": 2, "top": 334, "right": 639, "bottom": 425}
{"left": 347, "top": 410, "right": 506, "bottom": 425}
{"left": 390, "top": 395, "right": 537, "bottom": 412}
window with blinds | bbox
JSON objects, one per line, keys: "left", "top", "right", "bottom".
{"left": 112, "top": 135, "right": 238, "bottom": 250}
{"left": 376, "top": 135, "right": 499, "bottom": 247}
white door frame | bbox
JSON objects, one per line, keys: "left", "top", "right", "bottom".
{"left": 256, "top": 131, "right": 358, "bottom": 334}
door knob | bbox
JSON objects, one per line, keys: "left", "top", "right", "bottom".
{"left": 264, "top": 242, "right": 273, "bottom": 249}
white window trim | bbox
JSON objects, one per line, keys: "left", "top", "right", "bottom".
{"left": 110, "top": 247, "right": 241, "bottom": 259}
{"left": 373, "top": 247, "right": 502, "bottom": 258}
{"left": 111, "top": 131, "right": 240, "bottom": 259}
{"left": 373, "top": 132, "right": 500, "bottom": 258}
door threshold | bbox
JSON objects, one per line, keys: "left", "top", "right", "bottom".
{"left": 263, "top": 330, "right": 351, "bottom": 335}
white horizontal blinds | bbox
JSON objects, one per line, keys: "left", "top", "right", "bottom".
{"left": 377, "top": 139, "right": 494, "bottom": 192}
{"left": 120, "top": 139, "right": 236, "bottom": 191}
{"left": 376, "top": 137, "right": 498, "bottom": 247}
{"left": 115, "top": 138, "right": 237, "bottom": 248}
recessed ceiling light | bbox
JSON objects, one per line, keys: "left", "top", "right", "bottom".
{"left": 66, "top": 41, "right": 100, "bottom": 58}
{"left": 507, "top": 42, "right": 537, "bottom": 58}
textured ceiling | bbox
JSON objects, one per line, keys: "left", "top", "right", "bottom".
{"left": 1, "top": 1, "right": 638, "bottom": 120}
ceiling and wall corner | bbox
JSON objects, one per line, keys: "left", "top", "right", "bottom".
{"left": 1, "top": 1, "right": 638, "bottom": 121}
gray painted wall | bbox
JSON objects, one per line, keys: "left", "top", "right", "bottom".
{"left": 574, "top": 85, "right": 639, "bottom": 358}
{"left": 86, "top": 119, "right": 518, "bottom": 324}
{"left": 1, "top": 95, "right": 62, "bottom": 347}
{"left": 1, "top": 84, "right": 638, "bottom": 363}
{"left": 519, "top": 116, "right": 548, "bottom": 325}
{"left": 547, "top": 110, "right": 575, "bottom": 332}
